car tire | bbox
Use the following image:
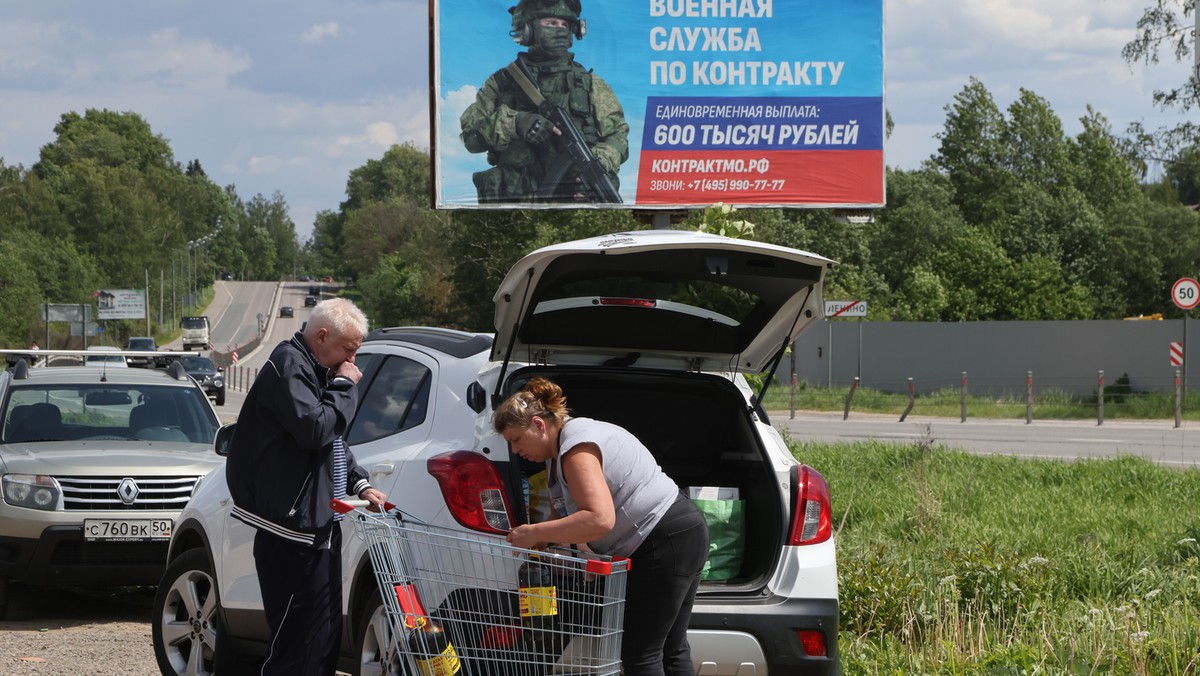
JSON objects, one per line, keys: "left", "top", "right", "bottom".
{"left": 353, "top": 588, "right": 405, "bottom": 676}
{"left": 215, "top": 389, "right": 225, "bottom": 407}
{"left": 0, "top": 575, "right": 8, "bottom": 621}
{"left": 152, "top": 549, "right": 225, "bottom": 676}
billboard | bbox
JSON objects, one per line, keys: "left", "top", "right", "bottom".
{"left": 433, "top": 0, "right": 884, "bottom": 210}
{"left": 96, "top": 289, "right": 146, "bottom": 321}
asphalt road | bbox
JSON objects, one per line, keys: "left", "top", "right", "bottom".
{"left": 771, "top": 410, "right": 1200, "bottom": 468}
{"left": 171, "top": 280, "right": 323, "bottom": 423}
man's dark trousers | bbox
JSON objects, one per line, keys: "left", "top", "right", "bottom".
{"left": 254, "top": 522, "right": 343, "bottom": 675}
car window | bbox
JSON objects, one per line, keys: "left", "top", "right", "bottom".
{"left": 180, "top": 357, "right": 215, "bottom": 372}
{"left": 2, "top": 384, "right": 219, "bottom": 443}
{"left": 346, "top": 356, "right": 431, "bottom": 445}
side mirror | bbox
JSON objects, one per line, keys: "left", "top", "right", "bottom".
{"left": 214, "top": 422, "right": 237, "bottom": 457}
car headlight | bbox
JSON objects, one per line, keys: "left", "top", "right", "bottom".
{"left": 212, "top": 377, "right": 224, "bottom": 388}
{"left": 2, "top": 474, "right": 63, "bottom": 510}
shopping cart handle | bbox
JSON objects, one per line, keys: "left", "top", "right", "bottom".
{"left": 331, "top": 498, "right": 396, "bottom": 514}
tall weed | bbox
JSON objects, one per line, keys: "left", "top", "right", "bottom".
{"left": 796, "top": 440, "right": 1200, "bottom": 673}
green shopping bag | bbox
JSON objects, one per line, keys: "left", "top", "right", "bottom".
{"left": 692, "top": 499, "right": 745, "bottom": 581}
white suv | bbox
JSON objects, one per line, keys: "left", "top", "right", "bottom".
{"left": 152, "top": 230, "right": 840, "bottom": 675}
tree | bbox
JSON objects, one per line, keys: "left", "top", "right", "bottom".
{"left": 31, "top": 109, "right": 227, "bottom": 287}
{"left": 241, "top": 192, "right": 297, "bottom": 280}
{"left": 1122, "top": 0, "right": 1200, "bottom": 172}
{"left": 1164, "top": 145, "right": 1200, "bottom": 204}
{"left": 870, "top": 167, "right": 964, "bottom": 297}
{"left": 0, "top": 239, "right": 43, "bottom": 345}
{"left": 933, "top": 77, "right": 1011, "bottom": 226}
{"left": 1068, "top": 107, "right": 1144, "bottom": 214}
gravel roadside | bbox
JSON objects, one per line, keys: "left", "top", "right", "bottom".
{"left": 2, "top": 584, "right": 158, "bottom": 675}
{"left": 3, "top": 583, "right": 356, "bottom": 675}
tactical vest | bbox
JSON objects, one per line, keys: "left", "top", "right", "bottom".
{"left": 488, "top": 57, "right": 597, "bottom": 189}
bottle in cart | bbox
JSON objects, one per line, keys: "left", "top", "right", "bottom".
{"left": 519, "top": 553, "right": 562, "bottom": 667}
{"left": 410, "top": 617, "right": 460, "bottom": 676}
{"left": 519, "top": 554, "right": 559, "bottom": 632}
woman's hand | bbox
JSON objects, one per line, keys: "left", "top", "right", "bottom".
{"left": 505, "top": 524, "right": 548, "bottom": 550}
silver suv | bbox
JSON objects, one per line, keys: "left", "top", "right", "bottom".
{"left": 154, "top": 230, "right": 840, "bottom": 674}
{"left": 0, "top": 356, "right": 223, "bottom": 620}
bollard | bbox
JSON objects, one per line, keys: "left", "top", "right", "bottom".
{"left": 1176, "top": 369, "right": 1183, "bottom": 429}
{"left": 843, "top": 377, "right": 859, "bottom": 420}
{"left": 899, "top": 378, "right": 915, "bottom": 422}
{"left": 960, "top": 371, "right": 967, "bottom": 423}
{"left": 1026, "top": 371, "right": 1033, "bottom": 425}
{"left": 1097, "top": 370, "right": 1105, "bottom": 426}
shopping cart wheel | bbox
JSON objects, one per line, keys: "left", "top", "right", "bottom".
{"left": 353, "top": 589, "right": 405, "bottom": 676}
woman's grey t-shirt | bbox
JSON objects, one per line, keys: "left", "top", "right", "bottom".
{"left": 548, "top": 417, "right": 679, "bottom": 557}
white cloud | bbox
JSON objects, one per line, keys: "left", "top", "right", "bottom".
{"left": 112, "top": 28, "right": 251, "bottom": 90}
{"left": 335, "top": 121, "right": 400, "bottom": 151}
{"left": 246, "top": 155, "right": 310, "bottom": 175}
{"left": 300, "top": 22, "right": 340, "bottom": 45}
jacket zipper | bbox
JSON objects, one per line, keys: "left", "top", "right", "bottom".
{"left": 288, "top": 473, "right": 313, "bottom": 517}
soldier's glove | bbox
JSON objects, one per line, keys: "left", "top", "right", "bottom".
{"left": 516, "top": 112, "right": 555, "bottom": 145}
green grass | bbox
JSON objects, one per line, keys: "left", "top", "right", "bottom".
{"left": 761, "top": 383, "right": 1200, "bottom": 422}
{"left": 791, "top": 436, "right": 1200, "bottom": 674}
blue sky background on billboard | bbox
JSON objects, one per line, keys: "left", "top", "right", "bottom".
{"left": 0, "top": 0, "right": 1189, "bottom": 236}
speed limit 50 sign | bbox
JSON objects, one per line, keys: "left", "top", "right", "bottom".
{"left": 1173, "top": 277, "right": 1200, "bottom": 311}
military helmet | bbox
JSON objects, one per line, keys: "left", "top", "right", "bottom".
{"left": 510, "top": 0, "right": 586, "bottom": 44}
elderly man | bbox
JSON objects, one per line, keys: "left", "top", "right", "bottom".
{"left": 226, "top": 297, "right": 387, "bottom": 676}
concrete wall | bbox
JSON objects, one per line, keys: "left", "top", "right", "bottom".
{"left": 790, "top": 319, "right": 1192, "bottom": 396}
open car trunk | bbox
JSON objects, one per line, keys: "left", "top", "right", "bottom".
{"left": 504, "top": 366, "right": 785, "bottom": 591}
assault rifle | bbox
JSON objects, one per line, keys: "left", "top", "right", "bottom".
{"left": 507, "top": 58, "right": 623, "bottom": 203}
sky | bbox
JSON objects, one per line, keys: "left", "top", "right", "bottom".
{"left": 0, "top": 0, "right": 1192, "bottom": 241}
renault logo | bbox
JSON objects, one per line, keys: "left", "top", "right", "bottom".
{"left": 117, "top": 478, "right": 140, "bottom": 505}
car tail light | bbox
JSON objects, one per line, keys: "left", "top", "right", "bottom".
{"left": 427, "top": 451, "right": 516, "bottom": 535}
{"left": 797, "top": 629, "right": 827, "bottom": 656}
{"left": 788, "top": 464, "right": 832, "bottom": 546}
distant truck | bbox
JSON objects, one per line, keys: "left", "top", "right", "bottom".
{"left": 180, "top": 316, "right": 211, "bottom": 351}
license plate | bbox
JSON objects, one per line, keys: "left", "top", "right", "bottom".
{"left": 83, "top": 518, "right": 173, "bottom": 541}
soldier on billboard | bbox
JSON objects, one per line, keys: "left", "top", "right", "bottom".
{"left": 460, "top": 0, "right": 628, "bottom": 204}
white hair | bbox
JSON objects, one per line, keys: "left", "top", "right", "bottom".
{"left": 305, "top": 298, "right": 368, "bottom": 340}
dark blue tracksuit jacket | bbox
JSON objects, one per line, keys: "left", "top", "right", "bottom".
{"left": 226, "top": 332, "right": 371, "bottom": 546}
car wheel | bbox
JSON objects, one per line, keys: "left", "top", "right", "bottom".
{"left": 215, "top": 388, "right": 225, "bottom": 406}
{"left": 354, "top": 589, "right": 405, "bottom": 676}
{"left": 152, "top": 549, "right": 222, "bottom": 676}
{"left": 0, "top": 575, "right": 8, "bottom": 621}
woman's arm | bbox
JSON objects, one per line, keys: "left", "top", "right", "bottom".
{"left": 506, "top": 443, "right": 614, "bottom": 549}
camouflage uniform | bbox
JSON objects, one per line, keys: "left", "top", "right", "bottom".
{"left": 460, "top": 1, "right": 629, "bottom": 203}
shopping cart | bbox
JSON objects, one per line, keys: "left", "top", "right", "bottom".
{"left": 333, "top": 499, "right": 629, "bottom": 676}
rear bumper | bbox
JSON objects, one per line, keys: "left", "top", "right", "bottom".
{"left": 0, "top": 527, "right": 168, "bottom": 586}
{"left": 690, "top": 595, "right": 839, "bottom": 674}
